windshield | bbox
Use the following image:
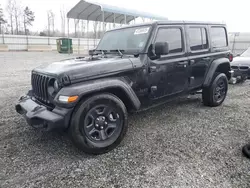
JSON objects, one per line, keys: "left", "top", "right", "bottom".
{"left": 96, "top": 26, "right": 152, "bottom": 52}
{"left": 241, "top": 47, "right": 250, "bottom": 57}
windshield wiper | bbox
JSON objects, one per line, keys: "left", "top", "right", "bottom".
{"left": 91, "top": 49, "right": 107, "bottom": 58}
{"left": 117, "top": 49, "right": 123, "bottom": 57}
{"left": 108, "top": 49, "right": 125, "bottom": 58}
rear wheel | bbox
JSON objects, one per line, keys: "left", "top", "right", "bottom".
{"left": 202, "top": 72, "right": 228, "bottom": 107}
{"left": 69, "top": 93, "right": 128, "bottom": 154}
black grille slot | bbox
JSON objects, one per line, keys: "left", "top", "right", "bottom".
{"left": 31, "top": 73, "right": 50, "bottom": 104}
{"left": 231, "top": 66, "right": 238, "bottom": 70}
{"left": 239, "top": 66, "right": 249, "bottom": 70}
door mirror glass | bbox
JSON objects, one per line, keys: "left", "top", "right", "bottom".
{"left": 155, "top": 42, "right": 169, "bottom": 56}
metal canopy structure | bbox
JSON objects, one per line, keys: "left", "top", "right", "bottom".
{"left": 67, "top": 0, "right": 168, "bottom": 24}
{"left": 66, "top": 0, "right": 168, "bottom": 54}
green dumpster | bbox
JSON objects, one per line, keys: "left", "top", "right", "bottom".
{"left": 56, "top": 38, "right": 73, "bottom": 53}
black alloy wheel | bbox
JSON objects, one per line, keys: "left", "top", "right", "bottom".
{"left": 213, "top": 78, "right": 226, "bottom": 104}
{"left": 69, "top": 93, "right": 128, "bottom": 154}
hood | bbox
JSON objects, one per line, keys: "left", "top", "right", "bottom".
{"left": 33, "top": 56, "right": 135, "bottom": 82}
{"left": 231, "top": 56, "right": 250, "bottom": 66}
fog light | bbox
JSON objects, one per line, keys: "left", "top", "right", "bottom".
{"left": 58, "top": 95, "right": 78, "bottom": 103}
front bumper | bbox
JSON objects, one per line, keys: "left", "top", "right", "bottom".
{"left": 15, "top": 94, "right": 73, "bottom": 131}
{"left": 231, "top": 67, "right": 250, "bottom": 79}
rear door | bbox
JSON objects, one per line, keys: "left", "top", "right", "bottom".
{"left": 148, "top": 25, "right": 189, "bottom": 99}
{"left": 186, "top": 25, "right": 211, "bottom": 89}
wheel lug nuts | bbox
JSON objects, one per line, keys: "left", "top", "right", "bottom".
{"left": 97, "top": 118, "right": 99, "bottom": 121}
{"left": 101, "top": 126, "right": 104, "bottom": 129}
{"left": 105, "top": 122, "right": 107, "bottom": 125}
{"left": 96, "top": 124, "right": 99, "bottom": 127}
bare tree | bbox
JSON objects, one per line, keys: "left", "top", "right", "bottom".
{"left": 98, "top": 21, "right": 101, "bottom": 38}
{"left": 74, "top": 19, "right": 79, "bottom": 37}
{"left": 47, "top": 10, "right": 55, "bottom": 36}
{"left": 0, "top": 4, "right": 7, "bottom": 34}
{"left": 6, "top": 0, "right": 14, "bottom": 34}
{"left": 13, "top": 0, "right": 21, "bottom": 34}
{"left": 81, "top": 20, "right": 86, "bottom": 37}
{"left": 51, "top": 11, "right": 55, "bottom": 35}
{"left": 93, "top": 21, "right": 98, "bottom": 39}
{"left": 23, "top": 6, "right": 34, "bottom": 35}
{"left": 60, "top": 8, "right": 65, "bottom": 36}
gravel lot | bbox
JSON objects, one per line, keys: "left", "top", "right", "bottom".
{"left": 1, "top": 52, "right": 250, "bottom": 188}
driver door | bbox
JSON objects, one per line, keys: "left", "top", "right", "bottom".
{"left": 148, "top": 25, "right": 189, "bottom": 99}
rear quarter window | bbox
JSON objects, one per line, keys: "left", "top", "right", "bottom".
{"left": 188, "top": 27, "right": 208, "bottom": 51}
{"left": 210, "top": 27, "right": 228, "bottom": 48}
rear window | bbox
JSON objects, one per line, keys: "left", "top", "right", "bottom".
{"left": 211, "top": 27, "right": 228, "bottom": 48}
{"left": 189, "top": 27, "right": 208, "bottom": 51}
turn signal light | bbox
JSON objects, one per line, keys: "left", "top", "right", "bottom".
{"left": 229, "top": 53, "right": 233, "bottom": 62}
{"left": 59, "top": 95, "right": 78, "bottom": 103}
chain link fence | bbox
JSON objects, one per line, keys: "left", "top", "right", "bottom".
{"left": 229, "top": 32, "right": 250, "bottom": 55}
{"left": 0, "top": 34, "right": 100, "bottom": 54}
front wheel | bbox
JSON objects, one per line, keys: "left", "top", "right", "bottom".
{"left": 202, "top": 72, "right": 228, "bottom": 107}
{"left": 69, "top": 93, "right": 128, "bottom": 155}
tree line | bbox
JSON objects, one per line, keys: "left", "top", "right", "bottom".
{"left": 0, "top": 0, "right": 124, "bottom": 38}
{"left": 0, "top": 1, "right": 101, "bottom": 38}
{"left": 0, "top": 0, "right": 34, "bottom": 35}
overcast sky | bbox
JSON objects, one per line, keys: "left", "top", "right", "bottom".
{"left": 2, "top": 0, "right": 250, "bottom": 32}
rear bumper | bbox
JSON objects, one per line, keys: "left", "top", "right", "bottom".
{"left": 231, "top": 68, "right": 250, "bottom": 78}
{"left": 15, "top": 94, "right": 73, "bottom": 131}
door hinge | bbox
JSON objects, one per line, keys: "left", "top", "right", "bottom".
{"left": 150, "top": 86, "right": 157, "bottom": 93}
{"left": 149, "top": 66, "right": 157, "bottom": 73}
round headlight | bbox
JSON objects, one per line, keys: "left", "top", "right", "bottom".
{"left": 53, "top": 80, "right": 59, "bottom": 91}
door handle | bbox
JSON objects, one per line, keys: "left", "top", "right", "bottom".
{"left": 190, "top": 60, "right": 195, "bottom": 64}
{"left": 178, "top": 61, "right": 188, "bottom": 65}
{"left": 149, "top": 66, "right": 157, "bottom": 73}
{"left": 202, "top": 57, "right": 211, "bottom": 61}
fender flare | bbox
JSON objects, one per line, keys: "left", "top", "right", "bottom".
{"left": 203, "top": 58, "right": 230, "bottom": 87}
{"left": 55, "top": 78, "right": 141, "bottom": 110}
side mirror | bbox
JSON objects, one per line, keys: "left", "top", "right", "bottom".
{"left": 155, "top": 42, "right": 169, "bottom": 56}
{"left": 89, "top": 49, "right": 97, "bottom": 56}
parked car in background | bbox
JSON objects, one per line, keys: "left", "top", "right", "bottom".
{"left": 230, "top": 47, "right": 250, "bottom": 83}
{"left": 16, "top": 21, "right": 232, "bottom": 154}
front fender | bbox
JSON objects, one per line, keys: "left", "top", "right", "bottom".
{"left": 203, "top": 58, "right": 230, "bottom": 87}
{"left": 54, "top": 78, "right": 141, "bottom": 110}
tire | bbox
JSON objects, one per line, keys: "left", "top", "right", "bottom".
{"left": 242, "top": 144, "right": 250, "bottom": 159}
{"left": 202, "top": 72, "right": 228, "bottom": 107}
{"left": 69, "top": 93, "right": 128, "bottom": 155}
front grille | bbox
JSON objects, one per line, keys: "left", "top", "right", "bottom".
{"left": 31, "top": 73, "right": 50, "bottom": 104}
{"left": 231, "top": 66, "right": 238, "bottom": 70}
{"left": 239, "top": 66, "right": 249, "bottom": 70}
{"left": 231, "top": 66, "right": 249, "bottom": 71}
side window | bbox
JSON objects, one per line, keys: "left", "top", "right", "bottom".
{"left": 155, "top": 28, "right": 183, "bottom": 54}
{"left": 189, "top": 27, "right": 208, "bottom": 51}
{"left": 211, "top": 27, "right": 228, "bottom": 48}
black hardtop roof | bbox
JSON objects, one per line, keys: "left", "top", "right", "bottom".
{"left": 108, "top": 20, "right": 226, "bottom": 31}
{"left": 157, "top": 20, "right": 225, "bottom": 25}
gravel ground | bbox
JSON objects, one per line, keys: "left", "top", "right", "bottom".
{"left": 1, "top": 52, "right": 250, "bottom": 188}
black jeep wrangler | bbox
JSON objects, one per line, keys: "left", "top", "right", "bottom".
{"left": 16, "top": 21, "right": 233, "bottom": 154}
